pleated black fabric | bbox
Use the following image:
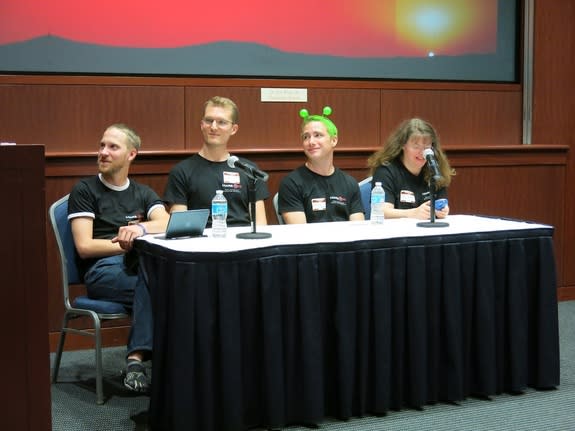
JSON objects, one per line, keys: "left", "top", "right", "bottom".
{"left": 136, "top": 227, "right": 560, "bottom": 431}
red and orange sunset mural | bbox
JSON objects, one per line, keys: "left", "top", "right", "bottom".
{"left": 0, "top": 0, "right": 497, "bottom": 58}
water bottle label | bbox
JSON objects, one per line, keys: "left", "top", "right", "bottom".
{"left": 212, "top": 202, "right": 227, "bottom": 216}
{"left": 371, "top": 195, "right": 384, "bottom": 204}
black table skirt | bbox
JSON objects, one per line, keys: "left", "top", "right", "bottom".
{"left": 136, "top": 227, "right": 560, "bottom": 431}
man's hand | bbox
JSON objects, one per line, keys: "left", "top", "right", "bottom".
{"left": 112, "top": 224, "right": 145, "bottom": 251}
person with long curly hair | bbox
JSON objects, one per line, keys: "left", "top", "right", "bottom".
{"left": 367, "top": 118, "right": 454, "bottom": 220}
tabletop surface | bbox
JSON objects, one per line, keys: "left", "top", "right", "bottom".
{"left": 137, "top": 214, "right": 552, "bottom": 254}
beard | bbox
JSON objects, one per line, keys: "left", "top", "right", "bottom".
{"left": 98, "top": 159, "right": 121, "bottom": 176}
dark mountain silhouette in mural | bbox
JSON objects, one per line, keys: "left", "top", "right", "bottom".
{"left": 0, "top": 36, "right": 515, "bottom": 82}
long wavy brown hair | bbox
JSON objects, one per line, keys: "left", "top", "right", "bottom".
{"left": 367, "top": 118, "right": 454, "bottom": 189}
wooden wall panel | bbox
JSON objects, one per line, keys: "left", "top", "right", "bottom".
{"left": 184, "top": 86, "right": 381, "bottom": 152}
{"left": 532, "top": 0, "right": 575, "bottom": 288}
{"left": 532, "top": 2, "right": 574, "bottom": 142}
{"left": 1, "top": 145, "right": 51, "bottom": 430}
{"left": 449, "top": 165, "right": 564, "bottom": 226}
{"left": 380, "top": 89, "right": 523, "bottom": 146}
{"left": 0, "top": 80, "right": 520, "bottom": 155}
{"left": 0, "top": 85, "right": 186, "bottom": 151}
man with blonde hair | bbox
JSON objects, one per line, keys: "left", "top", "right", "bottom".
{"left": 278, "top": 107, "right": 365, "bottom": 223}
{"left": 164, "top": 96, "right": 269, "bottom": 225}
{"left": 68, "top": 123, "right": 169, "bottom": 392}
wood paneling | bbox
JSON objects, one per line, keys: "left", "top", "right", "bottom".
{"left": 380, "top": 90, "right": 523, "bottom": 146}
{"left": 532, "top": 1, "right": 575, "bottom": 287}
{"left": 0, "top": 78, "right": 520, "bottom": 155}
{"left": 0, "top": 85, "right": 186, "bottom": 151}
{"left": 1, "top": 145, "right": 51, "bottom": 430}
{"left": 449, "top": 164, "right": 564, "bottom": 225}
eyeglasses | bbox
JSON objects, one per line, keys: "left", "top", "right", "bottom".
{"left": 201, "top": 117, "right": 234, "bottom": 128}
{"left": 405, "top": 142, "right": 433, "bottom": 152}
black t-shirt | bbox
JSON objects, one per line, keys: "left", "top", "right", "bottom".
{"left": 278, "top": 165, "right": 364, "bottom": 223}
{"left": 163, "top": 154, "right": 270, "bottom": 227}
{"left": 372, "top": 158, "right": 447, "bottom": 209}
{"left": 68, "top": 174, "right": 164, "bottom": 276}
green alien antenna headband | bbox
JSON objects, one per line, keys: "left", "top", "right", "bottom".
{"left": 299, "top": 106, "right": 338, "bottom": 137}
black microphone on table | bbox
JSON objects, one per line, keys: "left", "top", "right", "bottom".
{"left": 423, "top": 148, "right": 442, "bottom": 181}
{"left": 227, "top": 155, "right": 269, "bottom": 182}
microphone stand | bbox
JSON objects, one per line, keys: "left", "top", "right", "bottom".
{"left": 416, "top": 176, "right": 449, "bottom": 228}
{"left": 236, "top": 176, "right": 272, "bottom": 239}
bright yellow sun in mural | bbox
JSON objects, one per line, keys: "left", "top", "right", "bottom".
{"left": 396, "top": 0, "right": 477, "bottom": 55}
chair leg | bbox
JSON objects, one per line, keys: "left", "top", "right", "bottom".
{"left": 52, "top": 314, "right": 70, "bottom": 383}
{"left": 93, "top": 316, "right": 105, "bottom": 405}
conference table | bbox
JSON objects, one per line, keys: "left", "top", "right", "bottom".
{"left": 135, "top": 215, "right": 560, "bottom": 431}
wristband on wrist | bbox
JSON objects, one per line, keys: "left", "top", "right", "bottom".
{"left": 136, "top": 223, "right": 148, "bottom": 236}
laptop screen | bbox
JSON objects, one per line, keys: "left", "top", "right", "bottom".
{"left": 160, "top": 208, "right": 209, "bottom": 239}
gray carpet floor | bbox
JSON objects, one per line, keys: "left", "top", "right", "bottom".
{"left": 51, "top": 300, "right": 575, "bottom": 431}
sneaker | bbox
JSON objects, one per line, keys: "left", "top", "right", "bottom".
{"left": 124, "top": 360, "right": 149, "bottom": 393}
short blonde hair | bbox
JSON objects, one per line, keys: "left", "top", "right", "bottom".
{"left": 204, "top": 96, "right": 239, "bottom": 124}
{"left": 107, "top": 123, "right": 141, "bottom": 150}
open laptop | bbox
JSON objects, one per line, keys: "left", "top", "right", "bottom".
{"left": 156, "top": 208, "right": 210, "bottom": 239}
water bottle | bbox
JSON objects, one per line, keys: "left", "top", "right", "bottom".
{"left": 211, "top": 190, "right": 228, "bottom": 238}
{"left": 371, "top": 181, "right": 385, "bottom": 224}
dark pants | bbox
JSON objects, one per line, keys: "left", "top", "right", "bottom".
{"left": 84, "top": 254, "right": 152, "bottom": 357}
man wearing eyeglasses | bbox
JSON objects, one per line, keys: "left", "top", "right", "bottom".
{"left": 163, "top": 96, "right": 269, "bottom": 225}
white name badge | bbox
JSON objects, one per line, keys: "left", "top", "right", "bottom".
{"left": 223, "top": 171, "right": 241, "bottom": 184}
{"left": 400, "top": 190, "right": 416, "bottom": 203}
{"left": 311, "top": 198, "right": 327, "bottom": 211}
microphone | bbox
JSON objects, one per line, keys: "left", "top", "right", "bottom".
{"left": 423, "top": 148, "right": 442, "bottom": 181}
{"left": 227, "top": 155, "right": 269, "bottom": 182}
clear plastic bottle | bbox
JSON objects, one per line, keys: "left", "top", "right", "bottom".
{"left": 370, "top": 181, "right": 385, "bottom": 224}
{"left": 211, "top": 190, "right": 228, "bottom": 238}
